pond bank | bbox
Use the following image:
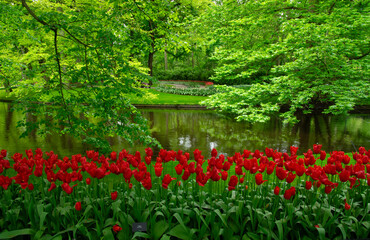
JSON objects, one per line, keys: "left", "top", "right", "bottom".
{"left": 134, "top": 104, "right": 208, "bottom": 110}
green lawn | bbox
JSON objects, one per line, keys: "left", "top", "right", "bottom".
{"left": 0, "top": 90, "right": 16, "bottom": 101}
{"left": 0, "top": 88, "right": 208, "bottom": 105}
{"left": 128, "top": 88, "right": 207, "bottom": 105}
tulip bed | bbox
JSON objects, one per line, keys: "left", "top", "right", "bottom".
{"left": 0, "top": 145, "right": 369, "bottom": 240}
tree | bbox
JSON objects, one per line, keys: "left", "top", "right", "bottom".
{"left": 202, "top": 0, "right": 370, "bottom": 123}
{"left": 1, "top": 0, "right": 160, "bottom": 152}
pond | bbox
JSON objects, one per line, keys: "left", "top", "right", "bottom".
{"left": 0, "top": 101, "right": 369, "bottom": 157}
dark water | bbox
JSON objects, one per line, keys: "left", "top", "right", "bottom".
{"left": 1, "top": 102, "right": 369, "bottom": 158}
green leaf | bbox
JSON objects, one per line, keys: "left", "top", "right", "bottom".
{"left": 275, "top": 220, "right": 284, "bottom": 240}
{"left": 160, "top": 234, "right": 171, "bottom": 240}
{"left": 167, "top": 224, "right": 192, "bottom": 240}
{"left": 247, "top": 232, "right": 261, "bottom": 240}
{"left": 316, "top": 227, "right": 325, "bottom": 240}
{"left": 214, "top": 209, "right": 228, "bottom": 227}
{"left": 0, "top": 229, "right": 34, "bottom": 239}
{"left": 152, "top": 220, "right": 169, "bottom": 240}
{"left": 102, "top": 228, "right": 115, "bottom": 240}
{"left": 132, "top": 232, "right": 151, "bottom": 239}
{"left": 337, "top": 224, "right": 347, "bottom": 240}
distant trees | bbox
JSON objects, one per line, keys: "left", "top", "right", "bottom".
{"left": 201, "top": 0, "right": 370, "bottom": 123}
{"left": 1, "top": 0, "right": 369, "bottom": 148}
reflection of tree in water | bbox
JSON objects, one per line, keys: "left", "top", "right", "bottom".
{"left": 141, "top": 110, "right": 370, "bottom": 156}
{"left": 1, "top": 103, "right": 368, "bottom": 157}
{"left": 4, "top": 103, "right": 13, "bottom": 141}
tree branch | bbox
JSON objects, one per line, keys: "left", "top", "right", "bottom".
{"left": 328, "top": 0, "right": 337, "bottom": 15}
{"left": 21, "top": 0, "right": 51, "bottom": 28}
{"left": 61, "top": 27, "right": 90, "bottom": 47}
{"left": 54, "top": 29, "right": 72, "bottom": 128}
{"left": 349, "top": 50, "right": 370, "bottom": 60}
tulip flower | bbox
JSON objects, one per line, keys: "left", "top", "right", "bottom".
{"left": 113, "top": 224, "right": 122, "bottom": 233}
{"left": 284, "top": 187, "right": 296, "bottom": 200}
{"left": 255, "top": 173, "right": 267, "bottom": 185}
{"left": 162, "top": 174, "right": 176, "bottom": 189}
{"left": 274, "top": 186, "right": 280, "bottom": 195}
{"left": 111, "top": 191, "right": 118, "bottom": 200}
{"left": 313, "top": 144, "right": 322, "bottom": 154}
{"left": 305, "top": 181, "right": 312, "bottom": 190}
{"left": 75, "top": 202, "right": 82, "bottom": 211}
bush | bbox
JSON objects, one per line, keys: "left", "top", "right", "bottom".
{"left": 155, "top": 67, "right": 214, "bottom": 81}
{"left": 154, "top": 85, "right": 220, "bottom": 96}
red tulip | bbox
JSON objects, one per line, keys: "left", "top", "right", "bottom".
{"left": 265, "top": 148, "right": 274, "bottom": 158}
{"left": 324, "top": 186, "right": 332, "bottom": 194}
{"left": 284, "top": 186, "right": 296, "bottom": 200}
{"left": 305, "top": 181, "right": 312, "bottom": 190}
{"left": 286, "top": 172, "right": 296, "bottom": 184}
{"left": 274, "top": 186, "right": 280, "bottom": 195}
{"left": 61, "top": 182, "right": 74, "bottom": 194}
{"left": 145, "top": 147, "right": 153, "bottom": 157}
{"left": 221, "top": 171, "right": 228, "bottom": 181}
{"left": 113, "top": 224, "right": 122, "bottom": 233}
{"left": 75, "top": 201, "right": 82, "bottom": 211}
{"left": 110, "top": 151, "right": 117, "bottom": 161}
{"left": 28, "top": 183, "right": 34, "bottom": 190}
{"left": 141, "top": 176, "right": 152, "bottom": 190}
{"left": 211, "top": 148, "right": 218, "bottom": 158}
{"left": 86, "top": 178, "right": 91, "bottom": 185}
{"left": 182, "top": 169, "right": 190, "bottom": 181}
{"left": 320, "top": 151, "right": 326, "bottom": 160}
{"left": 345, "top": 202, "right": 351, "bottom": 210}
{"left": 0, "top": 149, "right": 7, "bottom": 158}
{"left": 111, "top": 191, "right": 118, "bottom": 200}
{"left": 0, "top": 176, "right": 12, "bottom": 190}
{"left": 290, "top": 146, "right": 298, "bottom": 156}
{"left": 162, "top": 174, "right": 176, "bottom": 189}
{"left": 313, "top": 144, "right": 322, "bottom": 154}
{"left": 48, "top": 182, "right": 56, "bottom": 192}
{"left": 240, "top": 177, "right": 245, "bottom": 184}
{"left": 255, "top": 173, "right": 267, "bottom": 185}
{"left": 123, "top": 168, "right": 132, "bottom": 182}
{"left": 276, "top": 167, "right": 287, "bottom": 180}
{"left": 359, "top": 147, "right": 366, "bottom": 155}
{"left": 223, "top": 161, "right": 231, "bottom": 171}
{"left": 175, "top": 164, "right": 183, "bottom": 175}
{"left": 228, "top": 175, "right": 238, "bottom": 191}
{"left": 154, "top": 162, "right": 163, "bottom": 177}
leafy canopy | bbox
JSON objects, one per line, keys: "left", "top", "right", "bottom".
{"left": 201, "top": 0, "right": 370, "bottom": 123}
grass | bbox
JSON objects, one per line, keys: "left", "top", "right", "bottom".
{"left": 0, "top": 90, "right": 16, "bottom": 101}
{"left": 120, "top": 88, "right": 207, "bottom": 105}
{"left": 0, "top": 88, "right": 208, "bottom": 105}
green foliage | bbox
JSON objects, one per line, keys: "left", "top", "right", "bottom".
{"left": 128, "top": 89, "right": 207, "bottom": 105}
{"left": 1, "top": 0, "right": 162, "bottom": 152}
{"left": 201, "top": 0, "right": 370, "bottom": 123}
{"left": 155, "top": 67, "right": 213, "bottom": 81}
{"left": 1, "top": 176, "right": 369, "bottom": 239}
{"left": 154, "top": 85, "right": 219, "bottom": 96}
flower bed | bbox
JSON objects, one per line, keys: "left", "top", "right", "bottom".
{"left": 0, "top": 146, "right": 369, "bottom": 239}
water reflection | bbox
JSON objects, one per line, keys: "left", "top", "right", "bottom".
{"left": 0, "top": 102, "right": 369, "bottom": 157}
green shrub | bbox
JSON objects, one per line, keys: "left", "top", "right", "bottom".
{"left": 154, "top": 86, "right": 220, "bottom": 96}
{"left": 155, "top": 67, "right": 214, "bottom": 81}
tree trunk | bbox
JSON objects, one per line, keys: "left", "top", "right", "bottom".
{"left": 164, "top": 46, "right": 168, "bottom": 70}
{"left": 191, "top": 51, "right": 195, "bottom": 68}
{"left": 148, "top": 51, "right": 154, "bottom": 77}
{"left": 148, "top": 40, "right": 155, "bottom": 85}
